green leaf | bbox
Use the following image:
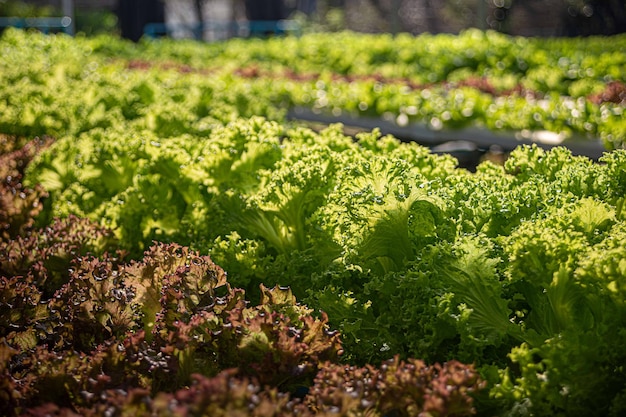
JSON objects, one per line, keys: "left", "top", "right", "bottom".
{"left": 439, "top": 237, "right": 524, "bottom": 345}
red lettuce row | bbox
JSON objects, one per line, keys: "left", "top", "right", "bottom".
{"left": 0, "top": 135, "right": 52, "bottom": 241}
{"left": 1, "top": 232, "right": 482, "bottom": 417}
{"left": 14, "top": 360, "right": 481, "bottom": 417}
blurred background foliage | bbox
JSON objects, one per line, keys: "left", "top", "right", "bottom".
{"left": 0, "top": 0, "right": 118, "bottom": 35}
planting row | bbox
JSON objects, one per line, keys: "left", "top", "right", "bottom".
{"left": 0, "top": 28, "right": 624, "bottom": 148}
{"left": 0, "top": 134, "right": 484, "bottom": 417}
{"left": 19, "top": 114, "right": 626, "bottom": 416}
{"left": 2, "top": 28, "right": 626, "bottom": 415}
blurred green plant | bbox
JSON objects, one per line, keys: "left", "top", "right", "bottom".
{"left": 0, "top": 1, "right": 118, "bottom": 35}
{"left": 0, "top": 0, "right": 56, "bottom": 17}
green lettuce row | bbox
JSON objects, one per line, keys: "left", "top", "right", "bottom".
{"left": 24, "top": 112, "right": 626, "bottom": 415}
{"left": 108, "top": 29, "right": 626, "bottom": 95}
{"left": 1, "top": 28, "right": 624, "bottom": 148}
{"left": 0, "top": 43, "right": 286, "bottom": 139}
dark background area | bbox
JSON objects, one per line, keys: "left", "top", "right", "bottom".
{"left": 1, "top": 0, "right": 625, "bottom": 41}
